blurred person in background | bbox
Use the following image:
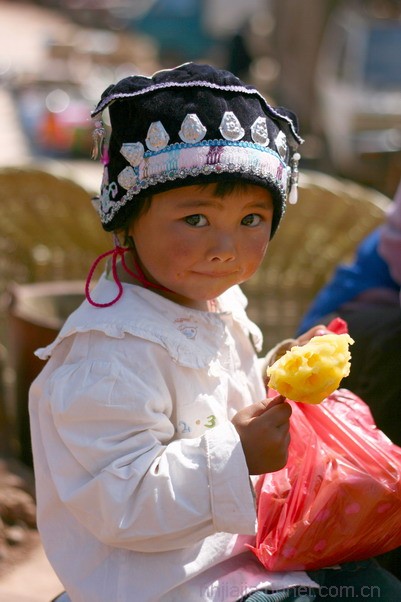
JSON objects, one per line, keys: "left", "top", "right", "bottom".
{"left": 297, "top": 180, "right": 401, "bottom": 579}
{"left": 297, "top": 179, "right": 401, "bottom": 444}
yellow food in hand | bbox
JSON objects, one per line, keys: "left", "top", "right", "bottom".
{"left": 266, "top": 333, "right": 354, "bottom": 404}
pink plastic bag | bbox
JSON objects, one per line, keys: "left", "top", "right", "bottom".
{"left": 250, "top": 389, "right": 401, "bottom": 571}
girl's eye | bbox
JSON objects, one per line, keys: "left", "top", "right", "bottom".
{"left": 242, "top": 214, "right": 262, "bottom": 227}
{"left": 184, "top": 214, "right": 208, "bottom": 227}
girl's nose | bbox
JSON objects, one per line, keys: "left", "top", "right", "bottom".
{"left": 206, "top": 234, "right": 236, "bottom": 262}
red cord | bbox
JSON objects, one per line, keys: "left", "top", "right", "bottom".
{"left": 85, "top": 246, "right": 171, "bottom": 307}
{"left": 119, "top": 249, "right": 170, "bottom": 292}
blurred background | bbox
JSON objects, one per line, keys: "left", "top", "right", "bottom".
{"left": 1, "top": 0, "right": 400, "bottom": 197}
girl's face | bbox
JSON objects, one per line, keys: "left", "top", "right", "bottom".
{"left": 129, "top": 183, "right": 274, "bottom": 310}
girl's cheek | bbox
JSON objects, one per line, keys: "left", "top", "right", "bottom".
{"left": 168, "top": 235, "right": 198, "bottom": 258}
{"left": 245, "top": 236, "right": 269, "bottom": 260}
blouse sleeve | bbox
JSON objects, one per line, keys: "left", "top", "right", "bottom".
{"left": 379, "top": 180, "right": 401, "bottom": 289}
{"left": 41, "top": 334, "right": 256, "bottom": 553}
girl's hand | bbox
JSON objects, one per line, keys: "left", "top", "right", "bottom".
{"left": 296, "top": 316, "right": 349, "bottom": 346}
{"left": 296, "top": 323, "right": 330, "bottom": 346}
{"left": 232, "top": 395, "right": 292, "bottom": 475}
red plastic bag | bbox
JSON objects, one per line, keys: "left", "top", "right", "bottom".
{"left": 250, "top": 389, "right": 401, "bottom": 571}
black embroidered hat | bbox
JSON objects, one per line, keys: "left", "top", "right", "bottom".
{"left": 91, "top": 62, "right": 302, "bottom": 237}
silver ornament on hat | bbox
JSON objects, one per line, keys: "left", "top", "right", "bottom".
{"left": 120, "top": 142, "right": 144, "bottom": 166}
{"left": 179, "top": 113, "right": 207, "bottom": 144}
{"left": 288, "top": 152, "right": 301, "bottom": 205}
{"left": 275, "top": 131, "right": 288, "bottom": 159}
{"left": 118, "top": 166, "right": 138, "bottom": 190}
{"left": 146, "top": 121, "right": 170, "bottom": 151}
{"left": 219, "top": 111, "right": 245, "bottom": 141}
{"left": 91, "top": 119, "right": 106, "bottom": 160}
{"left": 251, "top": 117, "right": 269, "bottom": 146}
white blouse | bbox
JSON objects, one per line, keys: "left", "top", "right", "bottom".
{"left": 29, "top": 275, "right": 316, "bottom": 601}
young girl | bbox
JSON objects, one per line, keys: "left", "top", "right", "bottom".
{"left": 29, "top": 63, "right": 401, "bottom": 602}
